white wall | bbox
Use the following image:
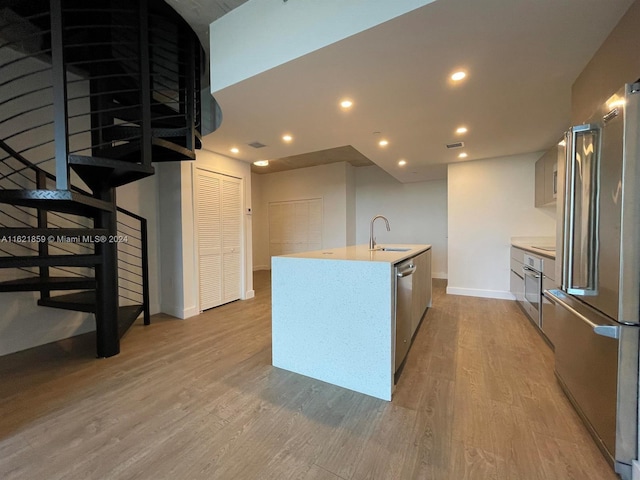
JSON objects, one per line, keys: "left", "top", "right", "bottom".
{"left": 447, "top": 153, "right": 557, "bottom": 299}
{"left": 252, "top": 162, "right": 353, "bottom": 270}
{"left": 354, "top": 166, "right": 448, "bottom": 278}
{"left": 157, "top": 162, "right": 185, "bottom": 318}
{"left": 210, "top": 0, "right": 436, "bottom": 92}
{"left": 117, "top": 175, "right": 162, "bottom": 315}
{"left": 158, "top": 149, "right": 254, "bottom": 317}
{"left": 252, "top": 163, "right": 448, "bottom": 278}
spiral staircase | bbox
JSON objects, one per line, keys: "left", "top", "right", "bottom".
{"left": 0, "top": 0, "right": 218, "bottom": 357}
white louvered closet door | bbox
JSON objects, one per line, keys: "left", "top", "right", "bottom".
{"left": 221, "top": 176, "right": 241, "bottom": 303}
{"left": 196, "top": 169, "right": 242, "bottom": 310}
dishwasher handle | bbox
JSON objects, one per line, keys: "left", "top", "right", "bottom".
{"left": 397, "top": 264, "right": 416, "bottom": 278}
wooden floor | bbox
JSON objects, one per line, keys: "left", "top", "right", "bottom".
{"left": 0, "top": 272, "right": 618, "bottom": 480}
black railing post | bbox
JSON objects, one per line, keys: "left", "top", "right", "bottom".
{"left": 140, "top": 217, "right": 150, "bottom": 325}
{"left": 50, "top": 0, "right": 70, "bottom": 191}
{"left": 139, "top": 0, "right": 152, "bottom": 167}
{"left": 35, "top": 170, "right": 50, "bottom": 300}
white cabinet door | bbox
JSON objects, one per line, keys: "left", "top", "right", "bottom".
{"left": 196, "top": 169, "right": 241, "bottom": 310}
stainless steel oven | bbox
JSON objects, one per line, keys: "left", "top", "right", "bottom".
{"left": 522, "top": 254, "right": 543, "bottom": 327}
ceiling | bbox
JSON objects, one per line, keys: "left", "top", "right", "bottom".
{"left": 249, "top": 145, "right": 374, "bottom": 175}
{"left": 165, "top": 0, "right": 249, "bottom": 47}
{"left": 169, "top": 0, "right": 635, "bottom": 182}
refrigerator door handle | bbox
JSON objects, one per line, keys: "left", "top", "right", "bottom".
{"left": 546, "top": 289, "right": 620, "bottom": 339}
{"left": 563, "top": 123, "right": 600, "bottom": 296}
{"left": 593, "top": 325, "right": 620, "bottom": 339}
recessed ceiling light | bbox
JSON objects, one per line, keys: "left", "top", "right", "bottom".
{"left": 456, "top": 127, "right": 468, "bottom": 134}
{"left": 379, "top": 140, "right": 389, "bottom": 147}
{"left": 253, "top": 160, "right": 269, "bottom": 167}
{"left": 458, "top": 152, "right": 468, "bottom": 159}
{"left": 282, "top": 134, "right": 293, "bottom": 142}
{"left": 398, "top": 160, "right": 407, "bottom": 166}
{"left": 340, "top": 99, "right": 353, "bottom": 109}
{"left": 607, "top": 97, "right": 626, "bottom": 109}
{"left": 451, "top": 71, "right": 466, "bottom": 81}
{"left": 230, "top": 147, "right": 239, "bottom": 154}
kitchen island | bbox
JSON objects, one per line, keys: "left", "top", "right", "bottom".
{"left": 271, "top": 244, "right": 431, "bottom": 400}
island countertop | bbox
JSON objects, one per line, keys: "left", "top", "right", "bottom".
{"left": 272, "top": 243, "right": 433, "bottom": 401}
{"left": 276, "top": 244, "right": 431, "bottom": 264}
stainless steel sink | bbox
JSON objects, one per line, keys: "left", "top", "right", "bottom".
{"left": 380, "top": 247, "right": 411, "bottom": 252}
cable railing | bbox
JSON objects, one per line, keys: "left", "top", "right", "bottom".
{"left": 0, "top": 139, "right": 150, "bottom": 322}
{"left": 116, "top": 207, "right": 150, "bottom": 325}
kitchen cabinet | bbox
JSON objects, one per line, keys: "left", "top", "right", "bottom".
{"left": 510, "top": 247, "right": 525, "bottom": 305}
{"left": 535, "top": 145, "right": 559, "bottom": 207}
{"left": 411, "top": 249, "right": 432, "bottom": 337}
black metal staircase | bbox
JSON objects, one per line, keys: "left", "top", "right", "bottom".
{"left": 0, "top": 0, "right": 215, "bottom": 357}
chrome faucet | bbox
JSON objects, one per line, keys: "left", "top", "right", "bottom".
{"left": 369, "top": 215, "right": 390, "bottom": 250}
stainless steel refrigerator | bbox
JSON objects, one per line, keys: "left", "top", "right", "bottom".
{"left": 547, "top": 81, "right": 640, "bottom": 480}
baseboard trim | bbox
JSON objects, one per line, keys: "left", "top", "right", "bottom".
{"left": 182, "top": 306, "right": 199, "bottom": 319}
{"left": 253, "top": 265, "right": 270, "bottom": 271}
{"left": 161, "top": 304, "right": 198, "bottom": 319}
{"left": 244, "top": 290, "right": 255, "bottom": 299}
{"left": 632, "top": 459, "right": 640, "bottom": 480}
{"left": 446, "top": 286, "right": 515, "bottom": 300}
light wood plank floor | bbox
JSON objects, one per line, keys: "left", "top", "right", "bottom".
{"left": 0, "top": 272, "right": 618, "bottom": 479}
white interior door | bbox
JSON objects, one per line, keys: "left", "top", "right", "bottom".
{"left": 196, "top": 168, "right": 242, "bottom": 310}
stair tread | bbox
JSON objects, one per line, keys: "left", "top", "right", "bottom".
{"left": 0, "top": 190, "right": 113, "bottom": 215}
{"left": 0, "top": 228, "right": 107, "bottom": 237}
{"left": 0, "top": 276, "right": 96, "bottom": 292}
{"left": 69, "top": 155, "right": 155, "bottom": 190}
{"left": 38, "top": 294, "right": 145, "bottom": 330}
{"left": 0, "top": 254, "right": 101, "bottom": 268}
{"left": 102, "top": 126, "right": 188, "bottom": 141}
{"left": 38, "top": 291, "right": 96, "bottom": 312}
{"left": 94, "top": 139, "right": 195, "bottom": 163}
{"left": 118, "top": 304, "right": 145, "bottom": 338}
{"left": 150, "top": 138, "right": 196, "bottom": 161}
{"left": 107, "top": 102, "right": 185, "bottom": 127}
{"left": 69, "top": 155, "right": 155, "bottom": 173}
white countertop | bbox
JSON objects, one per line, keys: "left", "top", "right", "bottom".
{"left": 277, "top": 244, "right": 431, "bottom": 264}
{"left": 511, "top": 236, "right": 556, "bottom": 259}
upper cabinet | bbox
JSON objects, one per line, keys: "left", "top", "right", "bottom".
{"left": 535, "top": 145, "right": 559, "bottom": 207}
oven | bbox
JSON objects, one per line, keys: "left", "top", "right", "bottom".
{"left": 522, "top": 254, "right": 543, "bottom": 327}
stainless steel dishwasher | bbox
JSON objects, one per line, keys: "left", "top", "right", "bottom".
{"left": 395, "top": 259, "right": 415, "bottom": 372}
